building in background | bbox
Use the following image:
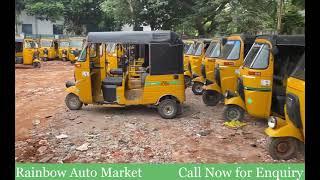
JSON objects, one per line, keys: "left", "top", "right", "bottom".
{"left": 15, "top": 10, "right": 64, "bottom": 35}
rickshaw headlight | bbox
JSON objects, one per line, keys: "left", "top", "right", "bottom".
{"left": 268, "top": 116, "right": 277, "bottom": 129}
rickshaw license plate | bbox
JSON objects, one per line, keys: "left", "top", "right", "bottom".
{"left": 261, "top": 80, "right": 271, "bottom": 86}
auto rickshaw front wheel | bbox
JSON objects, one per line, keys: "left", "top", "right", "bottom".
{"left": 223, "top": 105, "right": 245, "bottom": 121}
{"left": 65, "top": 93, "right": 83, "bottom": 110}
{"left": 32, "top": 62, "right": 41, "bottom": 68}
{"left": 158, "top": 99, "right": 178, "bottom": 119}
{"left": 202, "top": 90, "right": 222, "bottom": 106}
{"left": 192, "top": 82, "right": 204, "bottom": 95}
{"left": 267, "top": 137, "right": 298, "bottom": 160}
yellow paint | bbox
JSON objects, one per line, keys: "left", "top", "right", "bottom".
{"left": 22, "top": 39, "right": 39, "bottom": 65}
{"left": 39, "top": 38, "right": 58, "bottom": 59}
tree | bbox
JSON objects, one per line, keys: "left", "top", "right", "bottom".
{"left": 24, "top": 0, "right": 64, "bottom": 22}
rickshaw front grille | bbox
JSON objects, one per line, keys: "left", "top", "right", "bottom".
{"left": 237, "top": 78, "right": 245, "bottom": 101}
{"left": 214, "top": 67, "right": 221, "bottom": 87}
{"left": 201, "top": 64, "right": 206, "bottom": 78}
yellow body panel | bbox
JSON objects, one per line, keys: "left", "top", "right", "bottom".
{"left": 203, "top": 57, "right": 216, "bottom": 82}
{"left": 224, "top": 95, "right": 246, "bottom": 110}
{"left": 203, "top": 83, "right": 221, "bottom": 92}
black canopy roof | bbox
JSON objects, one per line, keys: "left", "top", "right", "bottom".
{"left": 256, "top": 35, "right": 305, "bottom": 46}
{"left": 86, "top": 31, "right": 182, "bottom": 45}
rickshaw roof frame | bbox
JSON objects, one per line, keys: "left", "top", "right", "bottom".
{"left": 227, "top": 34, "right": 257, "bottom": 45}
{"left": 86, "top": 31, "right": 183, "bottom": 45}
{"left": 256, "top": 35, "right": 305, "bottom": 47}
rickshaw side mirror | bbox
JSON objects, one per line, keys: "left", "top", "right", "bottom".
{"left": 271, "top": 47, "right": 279, "bottom": 55}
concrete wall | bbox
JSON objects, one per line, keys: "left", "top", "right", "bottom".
{"left": 15, "top": 11, "right": 64, "bottom": 35}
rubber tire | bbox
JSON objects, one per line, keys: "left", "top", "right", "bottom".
{"left": 202, "top": 90, "right": 222, "bottom": 106}
{"left": 65, "top": 93, "right": 83, "bottom": 110}
{"left": 184, "top": 75, "right": 191, "bottom": 87}
{"left": 266, "top": 137, "right": 297, "bottom": 160}
{"left": 223, "top": 105, "right": 245, "bottom": 122}
{"left": 32, "top": 62, "right": 40, "bottom": 68}
{"left": 157, "top": 99, "right": 178, "bottom": 119}
{"left": 192, "top": 82, "right": 204, "bottom": 95}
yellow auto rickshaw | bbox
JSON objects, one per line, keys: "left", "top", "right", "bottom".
{"left": 202, "top": 34, "right": 256, "bottom": 106}
{"left": 58, "top": 38, "right": 70, "bottom": 61}
{"left": 39, "top": 37, "right": 58, "bottom": 61}
{"left": 15, "top": 37, "right": 41, "bottom": 68}
{"left": 191, "top": 38, "right": 222, "bottom": 95}
{"left": 223, "top": 35, "right": 305, "bottom": 121}
{"left": 183, "top": 41, "right": 196, "bottom": 87}
{"left": 265, "top": 53, "right": 305, "bottom": 160}
{"left": 65, "top": 31, "right": 185, "bottom": 119}
{"left": 69, "top": 37, "right": 85, "bottom": 64}
{"left": 189, "top": 39, "right": 211, "bottom": 95}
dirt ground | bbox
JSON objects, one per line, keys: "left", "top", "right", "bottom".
{"left": 15, "top": 61, "right": 304, "bottom": 163}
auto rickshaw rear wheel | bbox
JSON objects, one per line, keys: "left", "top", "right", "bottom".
{"left": 202, "top": 90, "right": 222, "bottom": 106}
{"left": 32, "top": 62, "right": 41, "bottom": 68}
{"left": 65, "top": 93, "right": 83, "bottom": 110}
{"left": 192, "top": 82, "right": 204, "bottom": 95}
{"left": 184, "top": 75, "right": 191, "bottom": 87}
{"left": 158, "top": 99, "right": 178, "bottom": 119}
{"left": 223, "top": 105, "right": 244, "bottom": 121}
{"left": 267, "top": 137, "right": 297, "bottom": 160}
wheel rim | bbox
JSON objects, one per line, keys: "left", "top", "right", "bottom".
{"left": 276, "top": 141, "right": 290, "bottom": 153}
{"left": 163, "top": 104, "right": 174, "bottom": 116}
{"left": 194, "top": 83, "right": 203, "bottom": 93}
{"left": 69, "top": 96, "right": 80, "bottom": 108}
{"left": 227, "top": 108, "right": 240, "bottom": 120}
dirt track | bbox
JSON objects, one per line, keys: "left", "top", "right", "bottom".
{"left": 15, "top": 61, "right": 304, "bottom": 163}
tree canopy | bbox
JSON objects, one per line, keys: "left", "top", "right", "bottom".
{"left": 15, "top": 0, "right": 305, "bottom": 36}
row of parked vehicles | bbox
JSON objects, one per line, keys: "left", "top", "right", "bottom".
{"left": 15, "top": 35, "right": 85, "bottom": 68}
{"left": 183, "top": 34, "right": 305, "bottom": 160}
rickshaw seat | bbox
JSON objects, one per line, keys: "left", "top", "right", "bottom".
{"left": 102, "top": 77, "right": 123, "bottom": 86}
{"left": 110, "top": 68, "right": 123, "bottom": 75}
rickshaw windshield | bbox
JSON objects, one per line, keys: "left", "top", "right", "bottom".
{"left": 24, "top": 41, "right": 38, "bottom": 48}
{"left": 70, "top": 40, "right": 83, "bottom": 48}
{"left": 206, "top": 42, "right": 221, "bottom": 58}
{"left": 186, "top": 44, "right": 195, "bottom": 55}
{"left": 59, "top": 41, "right": 69, "bottom": 47}
{"left": 219, "top": 40, "right": 240, "bottom": 60}
{"left": 40, "top": 40, "right": 52, "bottom": 47}
{"left": 194, "top": 43, "right": 203, "bottom": 56}
{"left": 78, "top": 43, "right": 87, "bottom": 62}
{"left": 205, "top": 42, "right": 217, "bottom": 57}
{"left": 184, "top": 43, "right": 191, "bottom": 52}
{"left": 243, "top": 43, "right": 270, "bottom": 69}
{"left": 290, "top": 54, "right": 305, "bottom": 80}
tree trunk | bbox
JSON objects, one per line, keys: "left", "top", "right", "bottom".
{"left": 277, "top": 0, "right": 284, "bottom": 34}
{"left": 194, "top": 16, "right": 205, "bottom": 36}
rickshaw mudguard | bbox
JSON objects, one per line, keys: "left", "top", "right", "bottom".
{"left": 33, "top": 59, "right": 41, "bottom": 63}
{"left": 65, "top": 85, "right": 80, "bottom": 96}
{"left": 184, "top": 71, "right": 191, "bottom": 77}
{"left": 203, "top": 83, "right": 221, "bottom": 92}
{"left": 224, "top": 95, "right": 246, "bottom": 110}
{"left": 192, "top": 76, "right": 205, "bottom": 83}
{"left": 265, "top": 117, "right": 304, "bottom": 142}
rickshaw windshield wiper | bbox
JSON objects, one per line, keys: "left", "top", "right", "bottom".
{"left": 249, "top": 44, "right": 265, "bottom": 68}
